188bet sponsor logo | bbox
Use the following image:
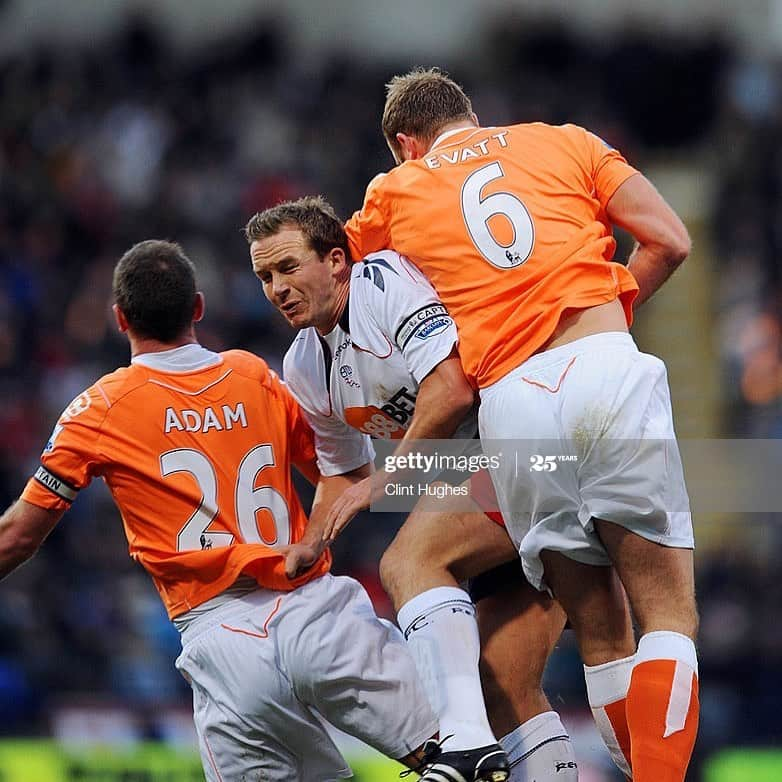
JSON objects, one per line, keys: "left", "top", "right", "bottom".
{"left": 530, "top": 454, "right": 578, "bottom": 472}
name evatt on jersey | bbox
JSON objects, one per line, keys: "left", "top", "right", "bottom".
{"left": 423, "top": 129, "right": 509, "bottom": 170}
{"left": 283, "top": 250, "right": 478, "bottom": 477}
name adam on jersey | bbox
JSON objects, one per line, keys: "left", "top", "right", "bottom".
{"left": 164, "top": 403, "right": 248, "bottom": 433}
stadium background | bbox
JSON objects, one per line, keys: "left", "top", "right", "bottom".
{"left": 0, "top": 0, "right": 780, "bottom": 779}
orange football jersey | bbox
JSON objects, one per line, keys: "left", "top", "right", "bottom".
{"left": 346, "top": 122, "right": 640, "bottom": 388}
{"left": 22, "top": 349, "right": 329, "bottom": 618}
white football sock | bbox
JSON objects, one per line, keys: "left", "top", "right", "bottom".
{"left": 397, "top": 586, "right": 496, "bottom": 751}
{"left": 500, "top": 711, "right": 577, "bottom": 781}
{"left": 584, "top": 653, "right": 635, "bottom": 778}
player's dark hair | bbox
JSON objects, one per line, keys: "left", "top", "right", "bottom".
{"left": 113, "top": 240, "right": 198, "bottom": 342}
{"left": 244, "top": 195, "right": 349, "bottom": 259}
{"left": 383, "top": 67, "right": 473, "bottom": 160}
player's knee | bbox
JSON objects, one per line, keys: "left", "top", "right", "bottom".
{"left": 670, "top": 599, "right": 699, "bottom": 640}
{"left": 570, "top": 613, "right": 635, "bottom": 664}
{"left": 635, "top": 594, "right": 699, "bottom": 640}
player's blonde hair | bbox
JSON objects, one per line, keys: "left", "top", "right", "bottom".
{"left": 382, "top": 67, "right": 473, "bottom": 159}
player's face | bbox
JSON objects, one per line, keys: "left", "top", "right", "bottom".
{"left": 251, "top": 228, "right": 339, "bottom": 330}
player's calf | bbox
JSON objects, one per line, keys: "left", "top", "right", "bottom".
{"left": 594, "top": 522, "right": 700, "bottom": 782}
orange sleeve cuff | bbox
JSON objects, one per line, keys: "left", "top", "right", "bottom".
{"left": 20, "top": 477, "right": 72, "bottom": 511}
{"left": 596, "top": 157, "right": 640, "bottom": 210}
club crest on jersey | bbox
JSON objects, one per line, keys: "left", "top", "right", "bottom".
{"left": 63, "top": 392, "right": 91, "bottom": 420}
{"left": 339, "top": 365, "right": 360, "bottom": 388}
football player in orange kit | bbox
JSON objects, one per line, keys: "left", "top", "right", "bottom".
{"left": 0, "top": 240, "right": 439, "bottom": 781}
{"left": 334, "top": 68, "right": 699, "bottom": 782}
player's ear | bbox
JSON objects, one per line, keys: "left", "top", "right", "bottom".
{"left": 192, "top": 292, "right": 205, "bottom": 323}
{"left": 470, "top": 111, "right": 479, "bottom": 126}
{"left": 113, "top": 303, "right": 129, "bottom": 333}
{"left": 395, "top": 132, "right": 426, "bottom": 162}
{"left": 328, "top": 246, "right": 348, "bottom": 272}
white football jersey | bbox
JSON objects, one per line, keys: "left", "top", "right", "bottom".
{"left": 283, "top": 250, "right": 477, "bottom": 476}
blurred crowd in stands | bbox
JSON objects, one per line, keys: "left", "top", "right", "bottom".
{"left": 0, "top": 11, "right": 779, "bottom": 774}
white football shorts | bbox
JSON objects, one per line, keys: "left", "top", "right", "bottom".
{"left": 175, "top": 573, "right": 437, "bottom": 781}
{"left": 478, "top": 332, "right": 693, "bottom": 591}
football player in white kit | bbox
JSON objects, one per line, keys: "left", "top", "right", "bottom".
{"left": 245, "top": 197, "right": 577, "bottom": 782}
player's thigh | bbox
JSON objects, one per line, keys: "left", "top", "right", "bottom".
{"left": 176, "top": 608, "right": 349, "bottom": 782}
{"left": 477, "top": 361, "right": 580, "bottom": 552}
{"left": 568, "top": 348, "right": 694, "bottom": 556}
{"left": 381, "top": 486, "right": 517, "bottom": 597}
{"left": 594, "top": 518, "right": 697, "bottom": 638}
{"left": 290, "top": 575, "right": 438, "bottom": 762}
{"left": 188, "top": 677, "right": 348, "bottom": 782}
{"left": 474, "top": 562, "right": 566, "bottom": 735}
{"left": 538, "top": 548, "right": 634, "bottom": 665}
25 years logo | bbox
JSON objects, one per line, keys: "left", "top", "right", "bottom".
{"left": 529, "top": 454, "right": 578, "bottom": 472}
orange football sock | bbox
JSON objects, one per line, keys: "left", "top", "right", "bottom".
{"left": 626, "top": 632, "right": 699, "bottom": 782}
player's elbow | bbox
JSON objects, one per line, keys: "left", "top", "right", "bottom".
{"left": 448, "top": 382, "right": 476, "bottom": 420}
{"left": 0, "top": 537, "right": 38, "bottom": 578}
{"left": 0, "top": 528, "right": 39, "bottom": 565}
{"left": 663, "top": 222, "right": 691, "bottom": 269}
{"left": 0, "top": 511, "right": 42, "bottom": 572}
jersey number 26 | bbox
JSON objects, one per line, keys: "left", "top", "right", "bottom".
{"left": 161, "top": 444, "right": 290, "bottom": 552}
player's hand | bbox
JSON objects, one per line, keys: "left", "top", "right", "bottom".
{"left": 322, "top": 476, "right": 376, "bottom": 542}
{"left": 282, "top": 542, "right": 321, "bottom": 579}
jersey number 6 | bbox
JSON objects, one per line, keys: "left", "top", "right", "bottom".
{"left": 461, "top": 161, "right": 535, "bottom": 269}
{"left": 161, "top": 444, "right": 291, "bottom": 552}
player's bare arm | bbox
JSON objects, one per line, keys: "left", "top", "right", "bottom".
{"left": 607, "top": 172, "right": 692, "bottom": 307}
{"left": 0, "top": 499, "right": 63, "bottom": 580}
{"left": 323, "top": 348, "right": 475, "bottom": 541}
{"left": 284, "top": 463, "right": 372, "bottom": 577}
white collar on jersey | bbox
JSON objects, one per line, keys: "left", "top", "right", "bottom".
{"left": 131, "top": 343, "right": 221, "bottom": 372}
{"left": 429, "top": 125, "right": 492, "bottom": 151}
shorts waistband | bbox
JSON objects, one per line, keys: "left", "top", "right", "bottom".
{"left": 178, "top": 586, "right": 283, "bottom": 647}
{"left": 480, "top": 332, "right": 636, "bottom": 396}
